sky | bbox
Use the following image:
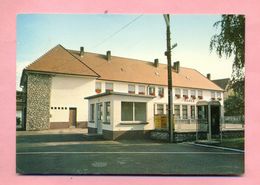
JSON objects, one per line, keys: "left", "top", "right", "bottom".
{"left": 16, "top": 14, "right": 233, "bottom": 90}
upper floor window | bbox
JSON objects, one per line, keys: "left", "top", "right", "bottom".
{"left": 138, "top": 85, "right": 145, "bottom": 95}
{"left": 183, "top": 89, "right": 188, "bottom": 99}
{"left": 217, "top": 92, "right": 222, "bottom": 100}
{"left": 190, "top": 90, "right": 196, "bottom": 99}
{"left": 128, "top": 84, "right": 135, "bottom": 94}
{"left": 211, "top": 91, "right": 216, "bottom": 100}
{"left": 105, "top": 82, "right": 113, "bottom": 92}
{"left": 95, "top": 82, "right": 102, "bottom": 93}
{"left": 198, "top": 90, "right": 203, "bottom": 99}
{"left": 158, "top": 87, "right": 164, "bottom": 98}
{"left": 175, "top": 88, "right": 181, "bottom": 98}
{"left": 148, "top": 86, "right": 155, "bottom": 96}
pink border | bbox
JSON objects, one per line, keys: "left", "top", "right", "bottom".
{"left": 1, "top": 0, "right": 260, "bottom": 184}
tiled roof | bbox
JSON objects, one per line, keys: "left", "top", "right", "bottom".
{"left": 25, "top": 45, "right": 99, "bottom": 77}
{"left": 24, "top": 45, "right": 223, "bottom": 91}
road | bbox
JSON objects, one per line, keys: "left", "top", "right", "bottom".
{"left": 16, "top": 133, "right": 244, "bottom": 175}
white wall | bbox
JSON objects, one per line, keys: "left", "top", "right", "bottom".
{"left": 49, "top": 76, "right": 224, "bottom": 125}
{"left": 50, "top": 75, "right": 96, "bottom": 122}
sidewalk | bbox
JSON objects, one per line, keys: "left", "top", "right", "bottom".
{"left": 16, "top": 128, "right": 88, "bottom": 136}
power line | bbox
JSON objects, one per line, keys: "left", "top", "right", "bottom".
{"left": 92, "top": 15, "right": 143, "bottom": 49}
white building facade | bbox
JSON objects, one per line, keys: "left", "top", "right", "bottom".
{"left": 21, "top": 45, "right": 225, "bottom": 141}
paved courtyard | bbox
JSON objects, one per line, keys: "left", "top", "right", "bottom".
{"left": 16, "top": 131, "right": 244, "bottom": 175}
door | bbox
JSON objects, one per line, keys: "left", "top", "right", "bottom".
{"left": 69, "top": 108, "right": 77, "bottom": 127}
{"left": 96, "top": 103, "right": 103, "bottom": 134}
{"left": 210, "top": 105, "right": 220, "bottom": 135}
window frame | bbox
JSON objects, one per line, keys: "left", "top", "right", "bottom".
{"left": 175, "top": 88, "right": 181, "bottom": 98}
{"left": 182, "top": 105, "right": 188, "bottom": 119}
{"left": 174, "top": 105, "right": 180, "bottom": 119}
{"left": 158, "top": 87, "right": 164, "bottom": 98}
{"left": 138, "top": 85, "right": 145, "bottom": 95}
{"left": 105, "top": 82, "right": 113, "bottom": 92}
{"left": 148, "top": 86, "right": 155, "bottom": 96}
{"left": 90, "top": 104, "right": 95, "bottom": 122}
{"left": 95, "top": 82, "right": 102, "bottom": 93}
{"left": 104, "top": 102, "right": 111, "bottom": 124}
{"left": 128, "top": 84, "right": 135, "bottom": 94}
{"left": 121, "top": 101, "right": 147, "bottom": 123}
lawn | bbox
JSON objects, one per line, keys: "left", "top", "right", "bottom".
{"left": 213, "top": 138, "right": 244, "bottom": 150}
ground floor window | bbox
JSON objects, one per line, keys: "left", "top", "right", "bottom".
{"left": 121, "top": 102, "right": 146, "bottom": 122}
{"left": 182, "top": 105, "right": 188, "bottom": 119}
{"left": 174, "top": 105, "right": 180, "bottom": 119}
{"left": 104, "top": 102, "right": 111, "bottom": 123}
{"left": 191, "top": 105, "right": 195, "bottom": 119}
{"left": 90, "top": 104, "right": 95, "bottom": 121}
{"left": 156, "top": 104, "right": 164, "bottom": 115}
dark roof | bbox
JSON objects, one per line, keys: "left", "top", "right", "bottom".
{"left": 85, "top": 91, "right": 155, "bottom": 100}
{"left": 212, "top": 78, "right": 230, "bottom": 90}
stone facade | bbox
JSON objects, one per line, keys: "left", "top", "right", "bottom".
{"left": 26, "top": 73, "right": 52, "bottom": 130}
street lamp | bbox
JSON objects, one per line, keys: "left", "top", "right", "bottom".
{"left": 163, "top": 14, "right": 175, "bottom": 143}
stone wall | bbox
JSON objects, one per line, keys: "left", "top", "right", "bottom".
{"left": 26, "top": 73, "right": 52, "bottom": 130}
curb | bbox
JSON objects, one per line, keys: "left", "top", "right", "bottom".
{"left": 189, "top": 142, "right": 244, "bottom": 153}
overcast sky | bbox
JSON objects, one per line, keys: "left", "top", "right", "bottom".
{"left": 16, "top": 14, "right": 233, "bottom": 90}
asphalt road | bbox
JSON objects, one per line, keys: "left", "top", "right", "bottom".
{"left": 16, "top": 133, "right": 244, "bottom": 175}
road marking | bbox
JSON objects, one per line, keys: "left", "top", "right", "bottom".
{"left": 16, "top": 151, "right": 243, "bottom": 155}
{"left": 190, "top": 143, "right": 244, "bottom": 153}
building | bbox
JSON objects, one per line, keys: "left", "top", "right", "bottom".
{"left": 20, "top": 44, "right": 224, "bottom": 141}
{"left": 212, "top": 78, "right": 233, "bottom": 100}
{"left": 16, "top": 90, "right": 25, "bottom": 130}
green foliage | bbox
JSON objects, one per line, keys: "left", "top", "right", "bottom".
{"left": 210, "top": 15, "right": 245, "bottom": 116}
{"left": 224, "top": 95, "right": 244, "bottom": 116}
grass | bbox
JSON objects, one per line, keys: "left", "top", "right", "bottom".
{"left": 212, "top": 138, "right": 244, "bottom": 150}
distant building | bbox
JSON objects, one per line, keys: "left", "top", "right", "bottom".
{"left": 212, "top": 78, "right": 234, "bottom": 100}
{"left": 20, "top": 44, "right": 225, "bottom": 141}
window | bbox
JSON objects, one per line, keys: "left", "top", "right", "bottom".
{"left": 211, "top": 91, "right": 216, "bottom": 100}
{"left": 182, "top": 105, "right": 188, "bottom": 119}
{"left": 97, "top": 103, "right": 103, "bottom": 120}
{"left": 175, "top": 88, "right": 181, "bottom": 98}
{"left": 148, "top": 86, "right": 155, "bottom": 96}
{"left": 121, "top": 102, "right": 146, "bottom": 122}
{"left": 104, "top": 102, "right": 110, "bottom": 122}
{"left": 95, "top": 82, "right": 102, "bottom": 93}
{"left": 190, "top": 90, "right": 196, "bottom": 99}
{"left": 198, "top": 90, "right": 203, "bottom": 99}
{"left": 174, "top": 105, "right": 180, "bottom": 119}
{"left": 217, "top": 92, "right": 222, "bottom": 100}
{"left": 183, "top": 89, "right": 188, "bottom": 99}
{"left": 191, "top": 105, "right": 195, "bottom": 119}
{"left": 105, "top": 82, "right": 113, "bottom": 92}
{"left": 158, "top": 87, "right": 164, "bottom": 97}
{"left": 90, "top": 104, "right": 95, "bottom": 121}
{"left": 138, "top": 85, "right": 145, "bottom": 95}
{"left": 156, "top": 104, "right": 164, "bottom": 115}
{"left": 128, "top": 84, "right": 135, "bottom": 94}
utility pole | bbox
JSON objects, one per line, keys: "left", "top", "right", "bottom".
{"left": 164, "top": 14, "right": 175, "bottom": 143}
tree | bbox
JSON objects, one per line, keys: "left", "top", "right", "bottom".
{"left": 210, "top": 15, "right": 245, "bottom": 115}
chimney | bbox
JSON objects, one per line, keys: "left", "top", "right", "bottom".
{"left": 154, "top": 59, "right": 159, "bottom": 67}
{"left": 80, "top": 47, "right": 84, "bottom": 57}
{"left": 173, "top": 61, "right": 180, "bottom": 73}
{"left": 106, "top": 50, "right": 111, "bottom": 61}
{"left": 207, "top": 73, "right": 211, "bottom": 80}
